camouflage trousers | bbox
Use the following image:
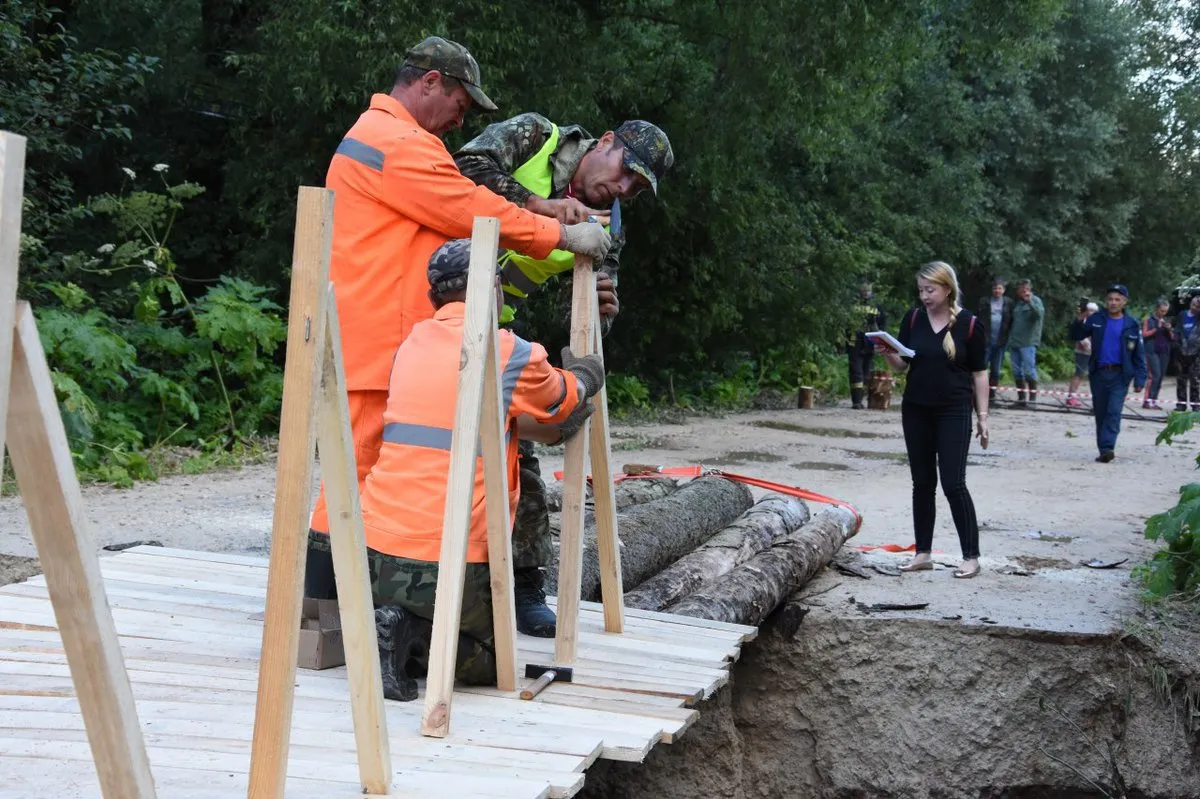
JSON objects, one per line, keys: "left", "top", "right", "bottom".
{"left": 367, "top": 548, "right": 497, "bottom": 686}
{"left": 513, "top": 440, "right": 553, "bottom": 570}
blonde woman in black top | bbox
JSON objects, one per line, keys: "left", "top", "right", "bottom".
{"left": 875, "top": 262, "right": 989, "bottom": 578}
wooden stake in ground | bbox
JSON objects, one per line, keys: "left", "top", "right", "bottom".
{"left": 421, "top": 217, "right": 518, "bottom": 738}
{"left": 248, "top": 187, "right": 335, "bottom": 799}
{"left": 3, "top": 128, "right": 157, "bottom": 799}
{"left": 315, "top": 289, "right": 391, "bottom": 793}
{"left": 586, "top": 285, "right": 624, "bottom": 634}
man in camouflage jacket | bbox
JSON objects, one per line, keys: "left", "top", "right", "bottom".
{"left": 454, "top": 112, "right": 673, "bottom": 637}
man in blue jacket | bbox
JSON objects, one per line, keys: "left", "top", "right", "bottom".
{"left": 1069, "top": 284, "right": 1146, "bottom": 463}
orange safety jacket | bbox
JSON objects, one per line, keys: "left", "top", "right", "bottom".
{"left": 359, "top": 303, "right": 583, "bottom": 563}
{"left": 326, "top": 93, "right": 562, "bottom": 392}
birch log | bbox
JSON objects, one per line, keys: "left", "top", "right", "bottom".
{"left": 545, "top": 476, "right": 753, "bottom": 601}
{"left": 623, "top": 494, "right": 810, "bottom": 611}
{"left": 665, "top": 506, "right": 859, "bottom": 626}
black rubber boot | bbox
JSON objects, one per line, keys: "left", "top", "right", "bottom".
{"left": 1027, "top": 379, "right": 1038, "bottom": 405}
{"left": 1013, "top": 382, "right": 1027, "bottom": 408}
{"left": 374, "top": 606, "right": 419, "bottom": 701}
{"left": 851, "top": 388, "right": 865, "bottom": 410}
{"left": 514, "top": 568, "right": 556, "bottom": 637}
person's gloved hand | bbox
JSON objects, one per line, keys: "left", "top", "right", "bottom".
{"left": 556, "top": 401, "right": 595, "bottom": 442}
{"left": 561, "top": 348, "right": 606, "bottom": 397}
{"left": 560, "top": 221, "right": 612, "bottom": 261}
{"left": 596, "top": 272, "right": 619, "bottom": 321}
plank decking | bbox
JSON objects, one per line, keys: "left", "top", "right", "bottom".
{"left": 0, "top": 545, "right": 756, "bottom": 798}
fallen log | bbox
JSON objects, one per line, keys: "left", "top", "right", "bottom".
{"left": 623, "top": 495, "right": 810, "bottom": 611}
{"left": 665, "top": 506, "right": 859, "bottom": 626}
{"left": 546, "top": 476, "right": 754, "bottom": 601}
{"left": 544, "top": 476, "right": 680, "bottom": 513}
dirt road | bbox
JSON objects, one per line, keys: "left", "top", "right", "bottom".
{"left": 1, "top": 395, "right": 1192, "bottom": 634}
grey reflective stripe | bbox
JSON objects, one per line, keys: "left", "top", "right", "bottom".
{"left": 501, "top": 262, "right": 541, "bottom": 296}
{"left": 336, "top": 138, "right": 385, "bottom": 172}
{"left": 382, "top": 422, "right": 453, "bottom": 451}
{"left": 501, "top": 338, "right": 534, "bottom": 415}
{"left": 546, "top": 377, "right": 569, "bottom": 416}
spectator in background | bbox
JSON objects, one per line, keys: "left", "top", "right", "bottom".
{"left": 976, "top": 277, "right": 1013, "bottom": 403}
{"left": 1066, "top": 301, "right": 1099, "bottom": 408}
{"left": 1175, "top": 295, "right": 1200, "bottom": 411}
{"left": 1142, "top": 298, "right": 1172, "bottom": 410}
{"left": 1007, "top": 279, "right": 1044, "bottom": 407}
{"left": 875, "top": 261, "right": 988, "bottom": 579}
{"left": 847, "top": 280, "right": 886, "bottom": 410}
{"left": 1069, "top": 285, "right": 1146, "bottom": 463}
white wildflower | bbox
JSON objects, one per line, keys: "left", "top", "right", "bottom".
{"left": 142, "top": 259, "right": 158, "bottom": 273}
{"left": 121, "top": 167, "right": 136, "bottom": 180}
{"left": 153, "top": 163, "right": 169, "bottom": 173}
{"left": 97, "top": 243, "right": 116, "bottom": 254}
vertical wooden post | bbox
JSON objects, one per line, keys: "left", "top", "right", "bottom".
{"left": 480, "top": 299, "right": 519, "bottom": 693}
{"left": 0, "top": 133, "right": 25, "bottom": 464}
{"left": 247, "top": 187, "right": 333, "bottom": 799}
{"left": 7, "top": 303, "right": 158, "bottom": 798}
{"left": 421, "top": 218, "right": 505, "bottom": 737}
{"left": 316, "top": 288, "right": 392, "bottom": 793}
{"left": 553, "top": 258, "right": 595, "bottom": 664}
{"left": 587, "top": 290, "right": 625, "bottom": 633}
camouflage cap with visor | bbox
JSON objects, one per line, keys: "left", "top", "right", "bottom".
{"left": 404, "top": 36, "right": 498, "bottom": 112}
{"left": 428, "top": 238, "right": 503, "bottom": 296}
{"left": 613, "top": 120, "right": 674, "bottom": 195}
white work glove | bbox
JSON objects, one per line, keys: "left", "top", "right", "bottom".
{"left": 560, "top": 221, "right": 613, "bottom": 261}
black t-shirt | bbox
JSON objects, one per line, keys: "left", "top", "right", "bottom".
{"left": 898, "top": 307, "right": 987, "bottom": 407}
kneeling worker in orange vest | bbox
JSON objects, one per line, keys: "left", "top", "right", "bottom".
{"left": 359, "top": 238, "right": 605, "bottom": 701}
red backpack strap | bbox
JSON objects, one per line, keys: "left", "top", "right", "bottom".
{"left": 968, "top": 314, "right": 976, "bottom": 339}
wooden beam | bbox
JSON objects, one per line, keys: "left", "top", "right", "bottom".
{"left": 6, "top": 303, "right": 157, "bottom": 798}
{"left": 475, "top": 230, "right": 519, "bottom": 694}
{"left": 315, "top": 286, "right": 392, "bottom": 793}
{"left": 421, "top": 218, "right": 501, "bottom": 737}
{"left": 0, "top": 133, "right": 25, "bottom": 465}
{"left": 586, "top": 289, "right": 624, "bottom": 633}
{"left": 553, "top": 257, "right": 595, "bottom": 664}
{"left": 247, "top": 186, "right": 334, "bottom": 798}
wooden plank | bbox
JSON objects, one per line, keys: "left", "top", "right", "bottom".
{"left": 587, "top": 284, "right": 624, "bottom": 634}
{"left": 0, "top": 132, "right": 25, "bottom": 463}
{"left": 316, "top": 285, "right": 391, "bottom": 793}
{"left": 247, "top": 185, "right": 334, "bottom": 799}
{"left": 554, "top": 257, "right": 594, "bottom": 664}
{"left": 475, "top": 220, "right": 518, "bottom": 694}
{"left": 0, "top": 726, "right": 586, "bottom": 799}
{"left": 0, "top": 705, "right": 588, "bottom": 774}
{"left": 125, "top": 545, "right": 270, "bottom": 569}
{"left": 4, "top": 301, "right": 157, "bottom": 799}
{"left": 549, "top": 597, "right": 758, "bottom": 641}
{"left": 421, "top": 218, "right": 499, "bottom": 738}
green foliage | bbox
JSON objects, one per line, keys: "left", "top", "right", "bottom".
{"left": 606, "top": 374, "right": 651, "bottom": 415}
{"left": 5, "top": 0, "right": 1200, "bottom": 481}
{"left": 1142, "top": 412, "right": 1200, "bottom": 601}
{"left": 1036, "top": 345, "right": 1079, "bottom": 381}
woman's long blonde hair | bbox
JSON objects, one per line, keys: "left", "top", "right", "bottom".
{"left": 918, "top": 261, "right": 961, "bottom": 360}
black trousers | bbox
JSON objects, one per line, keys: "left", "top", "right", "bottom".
{"left": 901, "top": 401, "right": 980, "bottom": 559}
{"left": 848, "top": 346, "right": 875, "bottom": 390}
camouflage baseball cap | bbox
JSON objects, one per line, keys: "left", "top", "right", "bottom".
{"left": 427, "top": 238, "right": 502, "bottom": 296}
{"left": 404, "top": 36, "right": 498, "bottom": 112}
{"left": 613, "top": 120, "right": 674, "bottom": 195}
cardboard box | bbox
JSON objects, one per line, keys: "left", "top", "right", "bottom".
{"left": 297, "top": 597, "right": 344, "bottom": 670}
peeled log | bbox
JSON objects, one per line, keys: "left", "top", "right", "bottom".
{"left": 623, "top": 495, "right": 811, "bottom": 611}
{"left": 544, "top": 476, "right": 680, "bottom": 513}
{"left": 546, "top": 476, "right": 754, "bottom": 601}
{"left": 666, "top": 506, "right": 859, "bottom": 626}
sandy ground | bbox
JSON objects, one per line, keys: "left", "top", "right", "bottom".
{"left": 1, "top": 386, "right": 1194, "bottom": 636}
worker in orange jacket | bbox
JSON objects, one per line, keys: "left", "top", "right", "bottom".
{"left": 305, "top": 36, "right": 612, "bottom": 597}
{"left": 360, "top": 238, "right": 605, "bottom": 700}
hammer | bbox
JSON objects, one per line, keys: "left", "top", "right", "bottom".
{"left": 520, "top": 664, "right": 574, "bottom": 701}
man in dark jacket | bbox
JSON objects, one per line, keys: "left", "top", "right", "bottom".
{"left": 1069, "top": 284, "right": 1146, "bottom": 463}
{"left": 977, "top": 277, "right": 1013, "bottom": 403}
{"left": 847, "top": 281, "right": 886, "bottom": 409}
